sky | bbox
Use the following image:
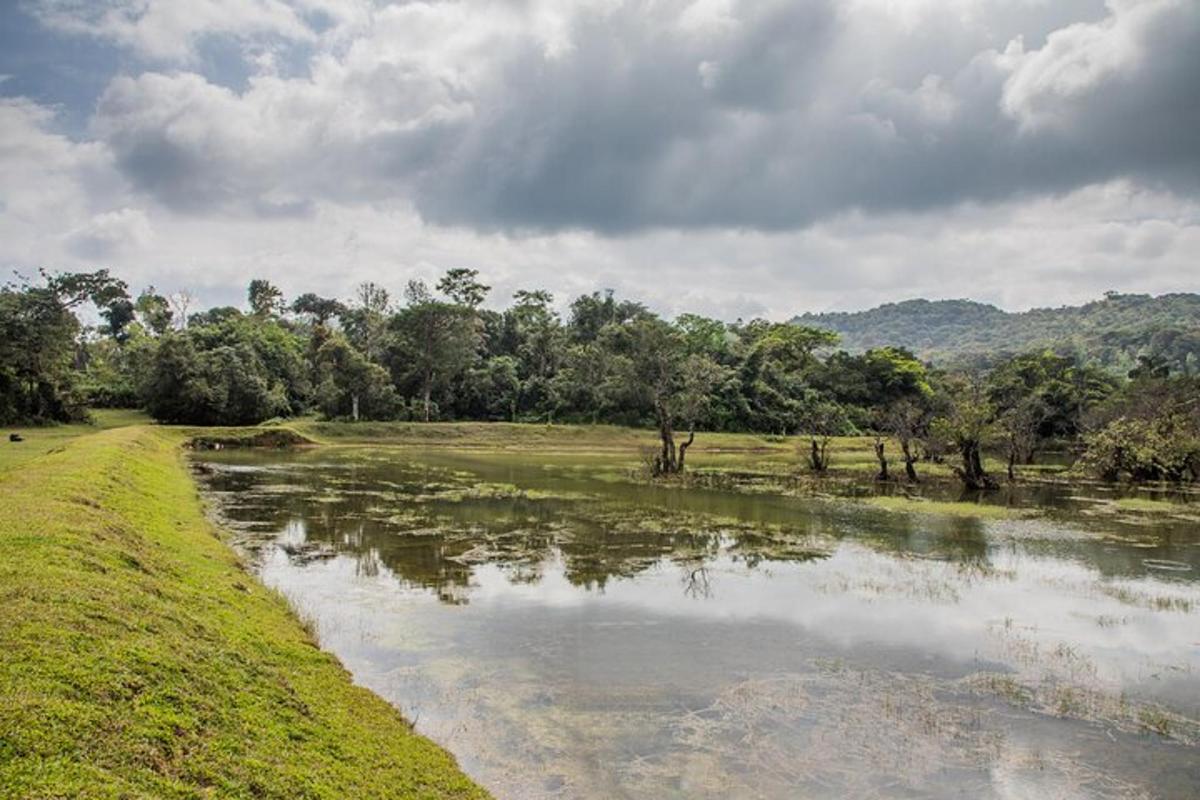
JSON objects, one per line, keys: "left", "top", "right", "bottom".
{"left": 0, "top": 0, "right": 1197, "bottom": 319}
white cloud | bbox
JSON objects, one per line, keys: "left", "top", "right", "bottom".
{"left": 64, "top": 207, "right": 154, "bottom": 259}
{"left": 1000, "top": 0, "right": 1176, "bottom": 129}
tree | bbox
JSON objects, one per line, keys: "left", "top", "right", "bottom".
{"left": 798, "top": 398, "right": 849, "bottom": 473}
{"left": 388, "top": 279, "right": 481, "bottom": 422}
{"left": 291, "top": 293, "right": 347, "bottom": 326}
{"left": 611, "top": 318, "right": 722, "bottom": 475}
{"left": 998, "top": 397, "right": 1045, "bottom": 481}
{"left": 248, "top": 279, "right": 284, "bottom": 317}
{"left": 506, "top": 290, "right": 564, "bottom": 420}
{"left": 169, "top": 290, "right": 194, "bottom": 329}
{"left": 135, "top": 287, "right": 174, "bottom": 335}
{"left": 880, "top": 397, "right": 932, "bottom": 482}
{"left": 341, "top": 282, "right": 392, "bottom": 363}
{"left": 568, "top": 290, "right": 648, "bottom": 343}
{"left": 1080, "top": 374, "right": 1199, "bottom": 483}
{"left": 99, "top": 299, "right": 137, "bottom": 343}
{"left": 436, "top": 268, "right": 490, "bottom": 309}
{"left": 931, "top": 375, "right": 998, "bottom": 490}
{"left": 141, "top": 336, "right": 289, "bottom": 425}
{"left": 313, "top": 334, "right": 399, "bottom": 421}
{"left": 0, "top": 270, "right": 129, "bottom": 424}
{"left": 0, "top": 284, "right": 82, "bottom": 423}
{"left": 42, "top": 269, "right": 128, "bottom": 310}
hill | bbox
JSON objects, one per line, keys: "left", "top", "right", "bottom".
{"left": 794, "top": 292, "right": 1200, "bottom": 373}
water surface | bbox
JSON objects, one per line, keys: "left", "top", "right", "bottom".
{"left": 195, "top": 447, "right": 1200, "bottom": 799}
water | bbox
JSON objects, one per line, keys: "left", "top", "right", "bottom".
{"left": 194, "top": 446, "right": 1200, "bottom": 799}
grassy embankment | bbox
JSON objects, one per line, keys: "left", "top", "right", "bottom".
{"left": 0, "top": 420, "right": 489, "bottom": 799}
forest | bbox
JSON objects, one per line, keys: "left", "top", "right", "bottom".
{"left": 796, "top": 293, "right": 1200, "bottom": 371}
{"left": 2, "top": 268, "right": 1198, "bottom": 486}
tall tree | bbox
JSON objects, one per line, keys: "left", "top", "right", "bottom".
{"left": 388, "top": 278, "right": 481, "bottom": 422}
{"left": 436, "top": 268, "right": 490, "bottom": 309}
{"left": 247, "top": 279, "right": 285, "bottom": 317}
{"left": 135, "top": 287, "right": 174, "bottom": 335}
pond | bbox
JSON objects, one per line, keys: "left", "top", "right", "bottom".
{"left": 193, "top": 446, "right": 1200, "bottom": 799}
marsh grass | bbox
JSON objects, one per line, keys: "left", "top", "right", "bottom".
{"left": 865, "top": 495, "right": 1024, "bottom": 519}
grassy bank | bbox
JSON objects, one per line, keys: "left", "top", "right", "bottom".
{"left": 0, "top": 409, "right": 151, "bottom": 473}
{"left": 0, "top": 425, "right": 488, "bottom": 799}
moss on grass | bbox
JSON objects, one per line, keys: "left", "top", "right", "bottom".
{"left": 0, "top": 425, "right": 488, "bottom": 799}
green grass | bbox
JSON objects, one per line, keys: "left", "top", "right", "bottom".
{"left": 0, "top": 425, "right": 488, "bottom": 799}
{"left": 0, "top": 409, "right": 151, "bottom": 473}
{"left": 865, "top": 495, "right": 1023, "bottom": 519}
{"left": 1112, "top": 497, "right": 1179, "bottom": 513}
{"left": 291, "top": 418, "right": 799, "bottom": 453}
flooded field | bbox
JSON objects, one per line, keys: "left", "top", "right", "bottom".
{"left": 194, "top": 447, "right": 1200, "bottom": 799}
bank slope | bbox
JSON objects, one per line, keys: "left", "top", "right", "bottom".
{"left": 0, "top": 426, "right": 488, "bottom": 800}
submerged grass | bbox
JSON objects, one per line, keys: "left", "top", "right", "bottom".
{"left": 864, "top": 495, "right": 1024, "bottom": 519}
{"left": 0, "top": 425, "right": 488, "bottom": 799}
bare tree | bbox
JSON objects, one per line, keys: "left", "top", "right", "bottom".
{"left": 169, "top": 290, "right": 194, "bottom": 330}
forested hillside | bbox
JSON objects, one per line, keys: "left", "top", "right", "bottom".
{"left": 795, "top": 293, "right": 1200, "bottom": 373}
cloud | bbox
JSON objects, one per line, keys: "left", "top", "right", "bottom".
{"left": 72, "top": 0, "right": 1200, "bottom": 234}
{"left": 28, "top": 0, "right": 316, "bottom": 62}
{"left": 64, "top": 207, "right": 153, "bottom": 259}
{"left": 1, "top": 0, "right": 1197, "bottom": 319}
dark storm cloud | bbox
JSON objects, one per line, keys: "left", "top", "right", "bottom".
{"left": 71, "top": 0, "right": 1200, "bottom": 232}
{"left": 416, "top": 0, "right": 1200, "bottom": 232}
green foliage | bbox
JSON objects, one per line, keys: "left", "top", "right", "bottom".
{"left": 1080, "top": 416, "right": 1200, "bottom": 482}
{"left": 436, "top": 267, "right": 490, "bottom": 308}
{"left": 4, "top": 266, "right": 1193, "bottom": 489}
{"left": 795, "top": 292, "right": 1200, "bottom": 374}
{"left": 0, "top": 270, "right": 131, "bottom": 424}
{"left": 1080, "top": 375, "right": 1200, "bottom": 482}
{"left": 291, "top": 292, "right": 346, "bottom": 325}
{"left": 314, "top": 333, "right": 399, "bottom": 420}
{"left": 247, "top": 278, "right": 285, "bottom": 317}
{"left": 140, "top": 314, "right": 307, "bottom": 425}
{"left": 134, "top": 287, "right": 174, "bottom": 335}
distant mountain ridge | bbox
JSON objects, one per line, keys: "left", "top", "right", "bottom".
{"left": 793, "top": 292, "right": 1200, "bottom": 373}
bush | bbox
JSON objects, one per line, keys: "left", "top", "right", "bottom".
{"left": 1080, "top": 415, "right": 1200, "bottom": 482}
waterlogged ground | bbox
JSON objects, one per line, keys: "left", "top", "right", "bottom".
{"left": 194, "top": 447, "right": 1200, "bottom": 799}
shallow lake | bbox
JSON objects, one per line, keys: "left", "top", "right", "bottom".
{"left": 194, "top": 446, "right": 1200, "bottom": 799}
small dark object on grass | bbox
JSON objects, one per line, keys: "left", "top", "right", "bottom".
{"left": 9, "top": 433, "right": 23, "bottom": 442}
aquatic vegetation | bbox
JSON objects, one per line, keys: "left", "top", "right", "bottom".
{"left": 864, "top": 495, "right": 1025, "bottom": 519}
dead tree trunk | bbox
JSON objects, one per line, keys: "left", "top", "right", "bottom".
{"left": 873, "top": 437, "right": 889, "bottom": 481}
